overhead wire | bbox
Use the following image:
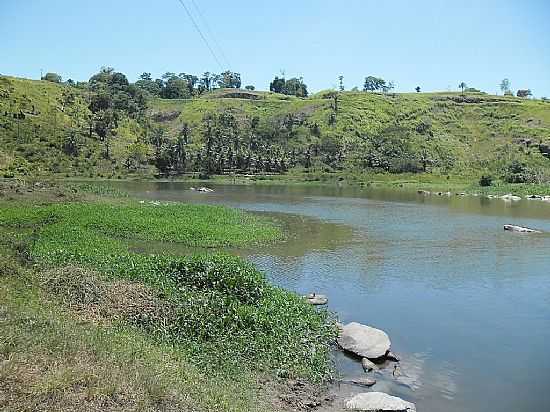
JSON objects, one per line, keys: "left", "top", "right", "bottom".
{"left": 175, "top": 0, "right": 224, "bottom": 71}
{"left": 189, "top": 0, "right": 231, "bottom": 69}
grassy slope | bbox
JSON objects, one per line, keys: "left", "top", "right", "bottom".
{"left": 0, "top": 181, "right": 336, "bottom": 411}
{"left": 2, "top": 75, "right": 550, "bottom": 185}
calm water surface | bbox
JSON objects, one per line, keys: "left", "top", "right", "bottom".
{"left": 112, "top": 182, "right": 550, "bottom": 412}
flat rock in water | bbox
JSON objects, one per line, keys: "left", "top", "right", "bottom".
{"left": 345, "top": 392, "right": 416, "bottom": 411}
{"left": 304, "top": 293, "right": 328, "bottom": 305}
{"left": 504, "top": 224, "right": 542, "bottom": 233}
{"left": 338, "top": 322, "right": 391, "bottom": 359}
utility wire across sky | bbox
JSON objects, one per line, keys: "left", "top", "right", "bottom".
{"left": 175, "top": 0, "right": 226, "bottom": 71}
{"left": 189, "top": 0, "right": 232, "bottom": 69}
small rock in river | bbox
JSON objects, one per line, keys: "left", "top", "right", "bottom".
{"left": 344, "top": 392, "right": 416, "bottom": 411}
{"left": 304, "top": 293, "right": 328, "bottom": 305}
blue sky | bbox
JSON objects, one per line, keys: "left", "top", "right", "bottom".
{"left": 1, "top": 0, "right": 549, "bottom": 96}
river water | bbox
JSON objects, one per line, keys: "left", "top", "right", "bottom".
{"left": 109, "top": 182, "right": 550, "bottom": 412}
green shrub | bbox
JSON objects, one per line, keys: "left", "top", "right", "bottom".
{"left": 479, "top": 175, "right": 493, "bottom": 186}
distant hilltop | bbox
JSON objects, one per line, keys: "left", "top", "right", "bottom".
{"left": 1, "top": 71, "right": 550, "bottom": 186}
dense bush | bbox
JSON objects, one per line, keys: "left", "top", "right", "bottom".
{"left": 502, "top": 161, "right": 537, "bottom": 183}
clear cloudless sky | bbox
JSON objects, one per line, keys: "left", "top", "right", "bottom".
{"left": 1, "top": 0, "right": 549, "bottom": 96}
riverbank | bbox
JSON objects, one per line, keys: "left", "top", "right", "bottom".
{"left": 59, "top": 171, "right": 550, "bottom": 198}
{"left": 0, "top": 180, "right": 337, "bottom": 412}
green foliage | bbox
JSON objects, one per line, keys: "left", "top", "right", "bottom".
{"left": 2, "top": 74, "right": 550, "bottom": 181}
{"left": 270, "top": 76, "right": 308, "bottom": 97}
{"left": 502, "top": 160, "right": 538, "bottom": 183}
{"left": 0, "top": 200, "right": 334, "bottom": 381}
{"left": 479, "top": 175, "right": 493, "bottom": 186}
{"left": 42, "top": 72, "right": 62, "bottom": 83}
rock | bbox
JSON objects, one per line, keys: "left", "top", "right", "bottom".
{"left": 304, "top": 293, "right": 328, "bottom": 305}
{"left": 386, "top": 351, "right": 400, "bottom": 362}
{"left": 456, "top": 192, "right": 467, "bottom": 196}
{"left": 501, "top": 194, "right": 522, "bottom": 201}
{"left": 504, "top": 224, "right": 542, "bottom": 233}
{"left": 344, "top": 392, "right": 416, "bottom": 411}
{"left": 361, "top": 358, "right": 377, "bottom": 372}
{"left": 197, "top": 187, "right": 214, "bottom": 193}
{"left": 340, "top": 378, "right": 377, "bottom": 388}
{"left": 337, "top": 322, "right": 391, "bottom": 360}
{"left": 527, "top": 195, "right": 543, "bottom": 200}
{"left": 417, "top": 190, "right": 430, "bottom": 195}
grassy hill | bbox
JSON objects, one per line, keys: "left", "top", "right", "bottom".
{"left": 2, "top": 75, "right": 550, "bottom": 187}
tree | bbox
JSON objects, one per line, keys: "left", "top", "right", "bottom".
{"left": 415, "top": 86, "right": 421, "bottom": 93}
{"left": 42, "top": 72, "right": 62, "bottom": 83}
{"left": 517, "top": 89, "right": 532, "bottom": 98}
{"left": 269, "top": 76, "right": 308, "bottom": 97}
{"left": 363, "top": 76, "right": 386, "bottom": 92}
{"left": 284, "top": 77, "right": 308, "bottom": 97}
{"left": 245, "top": 85, "right": 255, "bottom": 91}
{"left": 338, "top": 75, "right": 344, "bottom": 92}
{"left": 218, "top": 71, "right": 241, "bottom": 88}
{"left": 500, "top": 78, "right": 511, "bottom": 95}
{"left": 459, "top": 82, "right": 467, "bottom": 93}
{"left": 135, "top": 72, "right": 161, "bottom": 96}
{"left": 269, "top": 76, "right": 286, "bottom": 94}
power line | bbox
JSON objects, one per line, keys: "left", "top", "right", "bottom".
{"left": 175, "top": 0, "right": 224, "bottom": 71}
{"left": 189, "top": 0, "right": 231, "bottom": 69}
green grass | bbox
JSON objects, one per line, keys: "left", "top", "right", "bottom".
{"left": 0, "top": 199, "right": 335, "bottom": 382}
{"left": 0, "top": 269, "right": 273, "bottom": 412}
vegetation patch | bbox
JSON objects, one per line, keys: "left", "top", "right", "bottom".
{"left": 0, "top": 199, "right": 336, "bottom": 382}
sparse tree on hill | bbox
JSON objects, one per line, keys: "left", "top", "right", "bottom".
{"left": 500, "top": 78, "right": 511, "bottom": 95}
{"left": 245, "top": 85, "right": 255, "bottom": 91}
{"left": 415, "top": 86, "right": 421, "bottom": 93}
{"left": 42, "top": 72, "right": 62, "bottom": 83}
{"left": 459, "top": 82, "right": 467, "bottom": 93}
{"left": 517, "top": 89, "right": 532, "bottom": 98}
{"left": 338, "top": 75, "right": 344, "bottom": 92}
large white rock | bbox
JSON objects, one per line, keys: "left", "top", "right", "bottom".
{"left": 345, "top": 392, "right": 416, "bottom": 411}
{"left": 337, "top": 322, "right": 391, "bottom": 359}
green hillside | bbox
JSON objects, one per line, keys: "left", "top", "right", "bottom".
{"left": 2, "top": 75, "right": 550, "bottom": 186}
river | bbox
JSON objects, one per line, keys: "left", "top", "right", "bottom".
{"left": 108, "top": 181, "right": 550, "bottom": 412}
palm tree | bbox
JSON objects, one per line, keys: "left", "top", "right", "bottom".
{"left": 459, "top": 82, "right": 467, "bottom": 93}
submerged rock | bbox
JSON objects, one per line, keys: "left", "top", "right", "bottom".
{"left": 504, "top": 224, "right": 542, "bottom": 233}
{"left": 337, "top": 322, "right": 391, "bottom": 360}
{"left": 340, "top": 378, "right": 377, "bottom": 388}
{"left": 344, "top": 392, "right": 416, "bottom": 411}
{"left": 417, "top": 190, "right": 430, "bottom": 195}
{"left": 190, "top": 187, "right": 214, "bottom": 193}
{"left": 304, "top": 293, "right": 328, "bottom": 305}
